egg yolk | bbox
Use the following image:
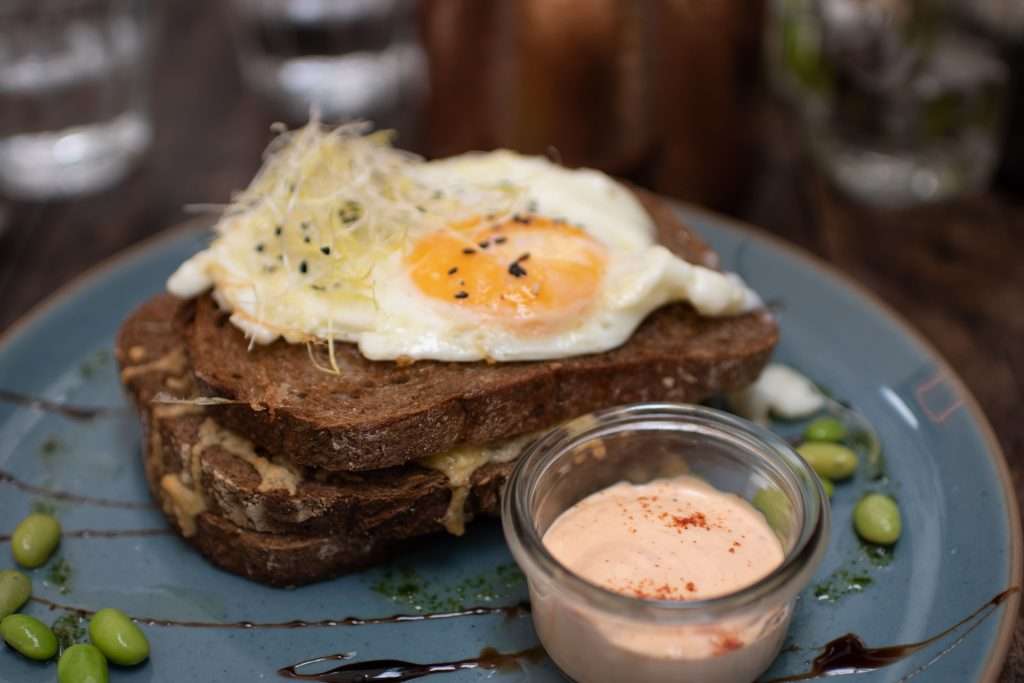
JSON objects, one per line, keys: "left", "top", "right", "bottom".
{"left": 407, "top": 215, "right": 607, "bottom": 330}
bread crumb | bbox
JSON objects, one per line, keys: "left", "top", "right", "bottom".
{"left": 128, "top": 345, "right": 147, "bottom": 362}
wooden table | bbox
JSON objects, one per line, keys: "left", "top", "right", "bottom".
{"left": 0, "top": 1, "right": 1021, "bottom": 678}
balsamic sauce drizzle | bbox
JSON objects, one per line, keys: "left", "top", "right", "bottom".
{"left": 0, "top": 389, "right": 120, "bottom": 421}
{"left": 763, "top": 587, "right": 1018, "bottom": 682}
{"left": 30, "top": 596, "right": 529, "bottom": 630}
{"left": 277, "top": 646, "right": 545, "bottom": 682}
{"left": 0, "top": 469, "right": 156, "bottom": 509}
{"left": 271, "top": 589, "right": 1016, "bottom": 683}
{"left": 0, "top": 528, "right": 171, "bottom": 543}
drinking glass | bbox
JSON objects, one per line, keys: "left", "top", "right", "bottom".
{"left": 225, "top": 0, "right": 427, "bottom": 139}
{"left": 768, "top": 0, "right": 1009, "bottom": 207}
{"left": 0, "top": 0, "right": 155, "bottom": 200}
{"left": 503, "top": 404, "right": 829, "bottom": 683}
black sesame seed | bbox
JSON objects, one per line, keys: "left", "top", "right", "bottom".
{"left": 303, "top": 235, "right": 311, "bottom": 244}
{"left": 301, "top": 221, "right": 310, "bottom": 230}
{"left": 494, "top": 236, "right": 508, "bottom": 244}
{"left": 321, "top": 245, "right": 331, "bottom": 255}
{"left": 513, "top": 214, "right": 530, "bottom": 224}
{"left": 275, "top": 225, "right": 283, "bottom": 236}
{"left": 509, "top": 262, "right": 528, "bottom": 278}
{"left": 478, "top": 240, "right": 490, "bottom": 249}
{"left": 518, "top": 252, "right": 531, "bottom": 262}
{"left": 339, "top": 200, "right": 363, "bottom": 224}
{"left": 299, "top": 260, "right": 308, "bottom": 274}
{"left": 454, "top": 291, "right": 469, "bottom": 299}
{"left": 462, "top": 247, "right": 477, "bottom": 255}
{"left": 255, "top": 243, "right": 265, "bottom": 253}
{"left": 447, "top": 267, "right": 458, "bottom": 275}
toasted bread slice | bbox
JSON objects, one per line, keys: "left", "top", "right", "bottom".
{"left": 118, "top": 295, "right": 510, "bottom": 541}
{"left": 142, "top": 420, "right": 399, "bottom": 586}
{"left": 180, "top": 191, "right": 777, "bottom": 471}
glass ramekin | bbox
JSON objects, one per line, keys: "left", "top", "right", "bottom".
{"left": 502, "top": 403, "right": 829, "bottom": 683}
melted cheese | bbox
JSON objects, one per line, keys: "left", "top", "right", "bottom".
{"left": 148, "top": 402, "right": 206, "bottom": 537}
{"left": 151, "top": 404, "right": 204, "bottom": 420}
{"left": 419, "top": 434, "right": 533, "bottom": 535}
{"left": 194, "top": 418, "right": 301, "bottom": 495}
{"left": 121, "top": 347, "right": 188, "bottom": 381}
{"left": 164, "top": 376, "right": 190, "bottom": 391}
{"left": 160, "top": 473, "right": 206, "bottom": 537}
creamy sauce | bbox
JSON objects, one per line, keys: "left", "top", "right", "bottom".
{"left": 534, "top": 475, "right": 790, "bottom": 683}
{"left": 544, "top": 477, "right": 784, "bottom": 601}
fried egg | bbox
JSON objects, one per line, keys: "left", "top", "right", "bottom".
{"left": 168, "top": 123, "right": 759, "bottom": 362}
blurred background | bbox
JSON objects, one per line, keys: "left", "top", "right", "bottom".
{"left": 0, "top": 0, "right": 1022, "bottom": 583}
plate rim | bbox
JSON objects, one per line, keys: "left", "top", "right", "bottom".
{"left": 678, "top": 202, "right": 1023, "bottom": 683}
{"left": 0, "top": 204, "right": 1018, "bottom": 681}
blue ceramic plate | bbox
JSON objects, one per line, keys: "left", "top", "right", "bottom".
{"left": 0, "top": 205, "right": 1018, "bottom": 682}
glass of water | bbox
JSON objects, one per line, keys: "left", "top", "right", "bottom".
{"left": 0, "top": 0, "right": 155, "bottom": 201}
{"left": 767, "top": 0, "right": 1009, "bottom": 208}
{"left": 225, "top": 0, "right": 427, "bottom": 140}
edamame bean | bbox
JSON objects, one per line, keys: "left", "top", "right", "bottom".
{"left": 11, "top": 513, "right": 61, "bottom": 568}
{"left": 89, "top": 607, "right": 149, "bottom": 666}
{"left": 797, "top": 442, "right": 859, "bottom": 481}
{"left": 854, "top": 493, "right": 901, "bottom": 545}
{"left": 820, "top": 477, "right": 834, "bottom": 498}
{"left": 0, "top": 570, "right": 31, "bottom": 619}
{"left": 58, "top": 643, "right": 108, "bottom": 683}
{"left": 0, "top": 613, "right": 58, "bottom": 661}
{"left": 803, "top": 416, "right": 847, "bottom": 442}
{"left": 752, "top": 487, "right": 792, "bottom": 538}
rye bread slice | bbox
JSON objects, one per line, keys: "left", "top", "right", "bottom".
{"left": 142, "top": 415, "right": 399, "bottom": 586}
{"left": 180, "top": 191, "right": 778, "bottom": 471}
{"left": 117, "top": 294, "right": 509, "bottom": 540}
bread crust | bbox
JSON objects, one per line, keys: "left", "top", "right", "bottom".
{"left": 117, "top": 294, "right": 509, "bottom": 532}
{"left": 118, "top": 298, "right": 508, "bottom": 585}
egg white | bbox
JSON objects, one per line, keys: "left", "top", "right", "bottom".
{"left": 168, "top": 149, "right": 759, "bottom": 362}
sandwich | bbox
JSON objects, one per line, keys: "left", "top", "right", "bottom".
{"left": 116, "top": 122, "right": 778, "bottom": 586}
